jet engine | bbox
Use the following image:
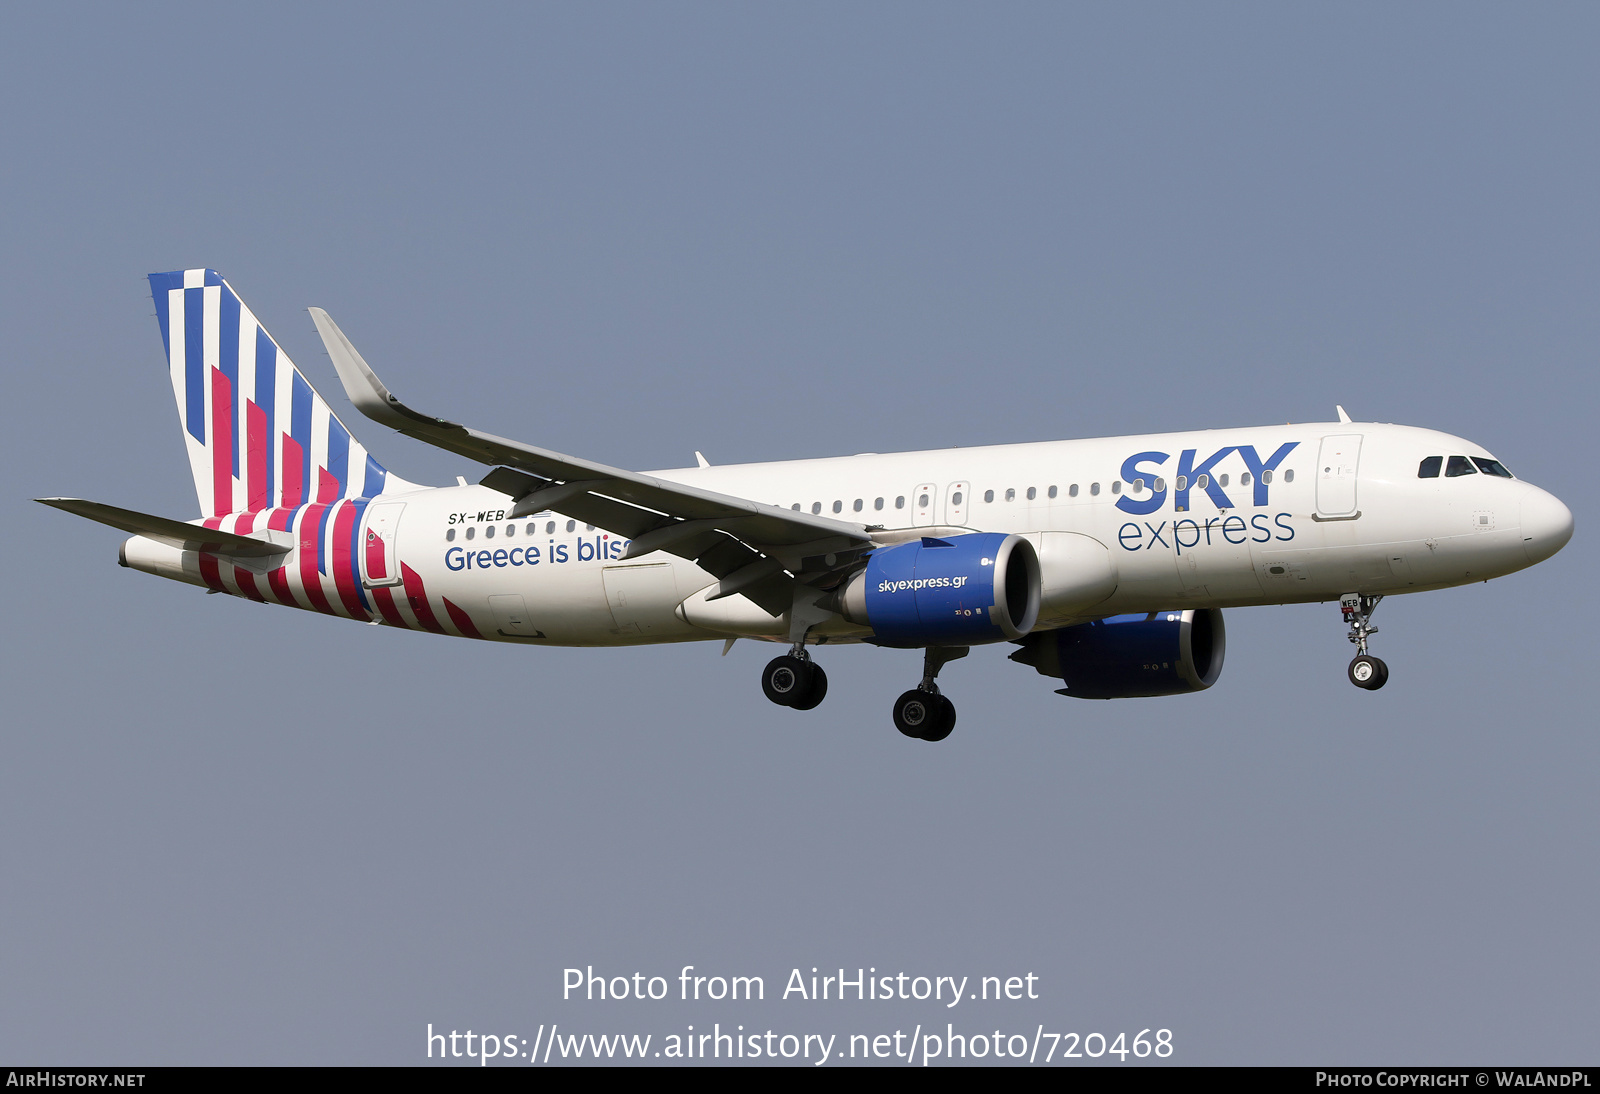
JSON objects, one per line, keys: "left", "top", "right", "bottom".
{"left": 1009, "top": 608, "right": 1226, "bottom": 699}
{"left": 833, "top": 532, "right": 1040, "bottom": 646}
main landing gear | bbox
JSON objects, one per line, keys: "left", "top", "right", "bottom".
{"left": 1341, "top": 593, "right": 1389, "bottom": 691}
{"left": 893, "top": 647, "right": 967, "bottom": 742}
{"left": 757, "top": 635, "right": 966, "bottom": 743}
{"left": 761, "top": 651, "right": 828, "bottom": 710}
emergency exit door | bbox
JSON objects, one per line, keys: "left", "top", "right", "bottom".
{"left": 361, "top": 502, "right": 406, "bottom": 587}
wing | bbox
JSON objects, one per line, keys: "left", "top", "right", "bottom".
{"left": 309, "top": 309, "right": 874, "bottom": 617}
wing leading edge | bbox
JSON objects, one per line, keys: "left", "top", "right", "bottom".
{"left": 308, "top": 308, "right": 874, "bottom": 616}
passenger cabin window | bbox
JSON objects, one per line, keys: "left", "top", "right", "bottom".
{"left": 446, "top": 528, "right": 456, "bottom": 542}
{"left": 466, "top": 526, "right": 475, "bottom": 541}
{"left": 1446, "top": 455, "right": 1478, "bottom": 477}
{"left": 952, "top": 491, "right": 963, "bottom": 506}
{"left": 1048, "top": 486, "right": 1058, "bottom": 499}
{"left": 918, "top": 493, "right": 930, "bottom": 508}
{"left": 546, "top": 521, "right": 556, "bottom": 533}
{"left": 1473, "top": 457, "right": 1514, "bottom": 478}
{"left": 1241, "top": 472, "right": 1252, "bottom": 486}
{"left": 1111, "top": 481, "right": 1121, "bottom": 495}
{"left": 1069, "top": 484, "right": 1079, "bottom": 497}
{"left": 895, "top": 496, "right": 905, "bottom": 509}
{"left": 812, "top": 502, "right": 822, "bottom": 514}
{"left": 1090, "top": 483, "right": 1100, "bottom": 496}
{"left": 505, "top": 524, "right": 515, "bottom": 537}
{"left": 485, "top": 525, "right": 495, "bottom": 539}
{"left": 832, "top": 500, "right": 842, "bottom": 513}
{"left": 566, "top": 520, "right": 576, "bottom": 532}
{"left": 1261, "top": 470, "right": 1273, "bottom": 484}
{"left": 1219, "top": 473, "right": 1229, "bottom": 487}
{"left": 874, "top": 497, "right": 884, "bottom": 510}
{"left": 1005, "top": 488, "right": 1016, "bottom": 502}
{"left": 984, "top": 490, "right": 995, "bottom": 503}
{"left": 1418, "top": 456, "right": 1442, "bottom": 478}
{"left": 1283, "top": 470, "right": 1294, "bottom": 483}
{"left": 1026, "top": 487, "right": 1036, "bottom": 500}
{"left": 852, "top": 499, "right": 863, "bottom": 512}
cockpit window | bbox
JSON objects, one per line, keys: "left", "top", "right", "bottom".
{"left": 1445, "top": 455, "right": 1478, "bottom": 477}
{"left": 1472, "top": 457, "right": 1514, "bottom": 479}
{"left": 1418, "top": 456, "right": 1442, "bottom": 478}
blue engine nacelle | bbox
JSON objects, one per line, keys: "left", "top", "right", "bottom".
{"left": 834, "top": 532, "right": 1041, "bottom": 647}
{"left": 1008, "top": 608, "right": 1226, "bottom": 699}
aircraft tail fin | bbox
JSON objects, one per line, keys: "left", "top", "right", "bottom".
{"left": 147, "top": 269, "right": 408, "bottom": 518}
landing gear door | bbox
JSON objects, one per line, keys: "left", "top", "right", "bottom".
{"left": 361, "top": 502, "right": 406, "bottom": 587}
{"left": 912, "top": 483, "right": 938, "bottom": 527}
{"left": 1315, "top": 434, "right": 1362, "bottom": 517}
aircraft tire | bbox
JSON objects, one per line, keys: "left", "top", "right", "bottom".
{"left": 790, "top": 664, "right": 828, "bottom": 710}
{"left": 894, "top": 689, "right": 950, "bottom": 740}
{"left": 921, "top": 695, "right": 956, "bottom": 742}
{"left": 1348, "top": 655, "right": 1389, "bottom": 690}
{"left": 762, "top": 656, "right": 814, "bottom": 707}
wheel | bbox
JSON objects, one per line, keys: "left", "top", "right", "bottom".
{"left": 921, "top": 694, "right": 956, "bottom": 742}
{"left": 1348, "top": 655, "right": 1389, "bottom": 690}
{"left": 894, "top": 689, "right": 954, "bottom": 740}
{"left": 893, "top": 689, "right": 935, "bottom": 738}
{"left": 791, "top": 664, "right": 828, "bottom": 710}
{"left": 762, "top": 656, "right": 814, "bottom": 706}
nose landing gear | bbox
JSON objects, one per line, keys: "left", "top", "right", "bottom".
{"left": 894, "top": 646, "right": 966, "bottom": 741}
{"left": 1341, "top": 593, "right": 1389, "bottom": 690}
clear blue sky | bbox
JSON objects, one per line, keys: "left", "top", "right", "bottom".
{"left": 1, "top": 2, "right": 1594, "bottom": 1064}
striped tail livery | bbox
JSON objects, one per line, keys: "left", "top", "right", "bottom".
{"left": 148, "top": 269, "right": 405, "bottom": 517}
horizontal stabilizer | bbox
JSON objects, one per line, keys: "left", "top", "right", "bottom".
{"left": 36, "top": 498, "right": 290, "bottom": 557}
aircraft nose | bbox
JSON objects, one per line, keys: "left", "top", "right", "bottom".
{"left": 1520, "top": 487, "right": 1574, "bottom": 565}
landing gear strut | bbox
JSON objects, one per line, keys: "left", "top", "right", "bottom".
{"left": 1341, "top": 593, "right": 1389, "bottom": 690}
{"left": 894, "top": 646, "right": 966, "bottom": 742}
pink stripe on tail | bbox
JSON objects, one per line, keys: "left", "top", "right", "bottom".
{"left": 246, "top": 400, "right": 268, "bottom": 511}
{"left": 281, "top": 435, "right": 305, "bottom": 508}
{"left": 210, "top": 368, "right": 234, "bottom": 516}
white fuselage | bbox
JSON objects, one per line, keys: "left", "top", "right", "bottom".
{"left": 121, "top": 421, "right": 1572, "bottom": 647}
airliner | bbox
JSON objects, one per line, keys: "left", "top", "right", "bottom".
{"left": 39, "top": 270, "right": 1574, "bottom": 741}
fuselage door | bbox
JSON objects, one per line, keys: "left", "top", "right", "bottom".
{"left": 603, "top": 563, "right": 680, "bottom": 635}
{"left": 945, "top": 481, "right": 970, "bottom": 527}
{"left": 912, "top": 483, "right": 938, "bottom": 527}
{"left": 1315, "top": 434, "right": 1363, "bottom": 517}
{"left": 361, "top": 501, "right": 406, "bottom": 587}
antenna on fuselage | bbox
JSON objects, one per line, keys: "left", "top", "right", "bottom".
{"left": 1336, "top": 405, "right": 1352, "bottom": 424}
